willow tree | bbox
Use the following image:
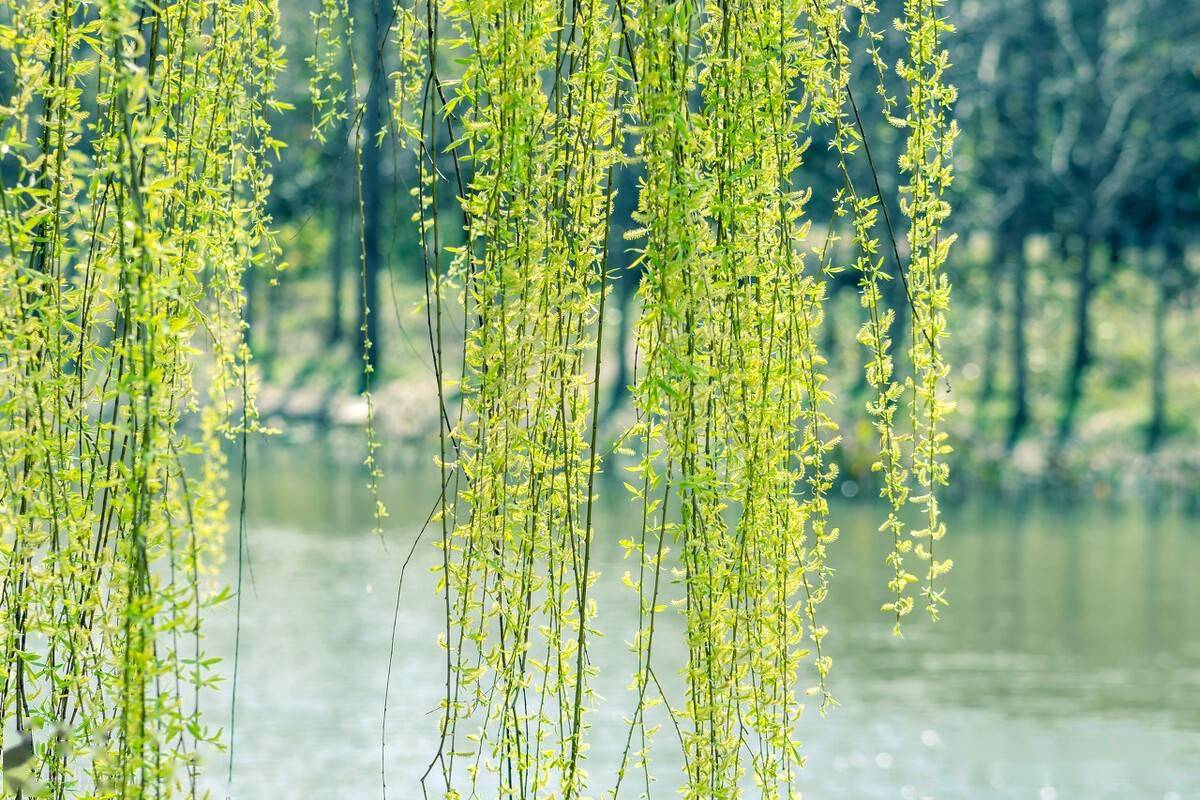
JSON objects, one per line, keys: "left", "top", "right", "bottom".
{"left": 0, "top": 0, "right": 280, "bottom": 795}
{"left": 0, "top": 0, "right": 956, "bottom": 795}
{"left": 386, "top": 0, "right": 958, "bottom": 797}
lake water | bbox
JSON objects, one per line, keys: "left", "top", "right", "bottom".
{"left": 201, "top": 441, "right": 1200, "bottom": 799}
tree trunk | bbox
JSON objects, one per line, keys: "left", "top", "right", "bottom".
{"left": 978, "top": 251, "right": 1004, "bottom": 407}
{"left": 1146, "top": 241, "right": 1177, "bottom": 451}
{"left": 357, "top": 0, "right": 386, "bottom": 394}
{"left": 1006, "top": 238, "right": 1030, "bottom": 450}
{"left": 607, "top": 276, "right": 636, "bottom": 417}
{"left": 1056, "top": 229, "right": 1094, "bottom": 447}
{"left": 605, "top": 133, "right": 642, "bottom": 418}
{"left": 243, "top": 259, "right": 256, "bottom": 350}
{"left": 887, "top": 257, "right": 909, "bottom": 370}
{"left": 263, "top": 270, "right": 281, "bottom": 380}
{"left": 327, "top": 42, "right": 355, "bottom": 346}
{"left": 328, "top": 170, "right": 346, "bottom": 345}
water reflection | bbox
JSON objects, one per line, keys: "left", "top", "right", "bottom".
{"left": 203, "top": 442, "right": 1200, "bottom": 799}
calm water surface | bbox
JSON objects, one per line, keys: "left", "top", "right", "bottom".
{"left": 202, "top": 442, "right": 1200, "bottom": 799}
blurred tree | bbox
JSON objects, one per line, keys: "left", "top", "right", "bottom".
{"left": 1140, "top": 116, "right": 1200, "bottom": 449}
{"left": 227, "top": 0, "right": 1200, "bottom": 476}
{"left": 1041, "top": 0, "right": 1199, "bottom": 447}
{"left": 328, "top": 47, "right": 357, "bottom": 346}
{"left": 953, "top": 0, "right": 1200, "bottom": 451}
{"left": 358, "top": 0, "right": 389, "bottom": 392}
{"left": 954, "top": 0, "right": 1051, "bottom": 448}
{"left": 605, "top": 128, "right": 643, "bottom": 417}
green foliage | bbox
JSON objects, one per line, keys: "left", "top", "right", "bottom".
{"left": 618, "top": 1, "right": 841, "bottom": 793}
{"left": 385, "top": 0, "right": 957, "bottom": 797}
{"left": 614, "top": 0, "right": 956, "bottom": 794}
{"left": 897, "top": 0, "right": 956, "bottom": 619}
{"left": 308, "top": 0, "right": 354, "bottom": 142}
{"left": 0, "top": 0, "right": 280, "bottom": 794}
{"left": 0, "top": 0, "right": 960, "bottom": 795}
{"left": 414, "top": 0, "right": 622, "bottom": 796}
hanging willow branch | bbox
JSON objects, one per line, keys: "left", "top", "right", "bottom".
{"left": 0, "top": 0, "right": 958, "bottom": 793}
{"left": 359, "top": 0, "right": 960, "bottom": 796}
{"left": 397, "top": 0, "right": 625, "bottom": 795}
{"left": 0, "top": 0, "right": 281, "bottom": 795}
{"left": 897, "top": 0, "right": 956, "bottom": 621}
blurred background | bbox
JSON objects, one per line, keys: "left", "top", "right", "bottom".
{"left": 211, "top": 1, "right": 1200, "bottom": 797}
{"left": 250, "top": 0, "right": 1200, "bottom": 494}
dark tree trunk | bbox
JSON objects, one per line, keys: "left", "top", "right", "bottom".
{"left": 328, "top": 168, "right": 347, "bottom": 345}
{"left": 357, "top": 0, "right": 386, "bottom": 394}
{"left": 1056, "top": 229, "right": 1095, "bottom": 446}
{"left": 887, "top": 259, "right": 909, "bottom": 370}
{"left": 327, "top": 41, "right": 356, "bottom": 346}
{"left": 978, "top": 250, "right": 1004, "bottom": 407}
{"left": 607, "top": 275, "right": 636, "bottom": 416}
{"left": 263, "top": 271, "right": 281, "bottom": 380}
{"left": 1146, "top": 240, "right": 1178, "bottom": 451}
{"left": 1006, "top": 238, "right": 1030, "bottom": 450}
{"left": 243, "top": 259, "right": 256, "bottom": 348}
{"left": 605, "top": 129, "right": 643, "bottom": 418}
{"left": 1005, "top": 0, "right": 1042, "bottom": 449}
{"left": 821, "top": 284, "right": 837, "bottom": 366}
{"left": 1146, "top": 269, "right": 1167, "bottom": 451}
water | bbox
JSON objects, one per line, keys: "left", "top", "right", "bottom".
{"left": 202, "top": 441, "right": 1200, "bottom": 799}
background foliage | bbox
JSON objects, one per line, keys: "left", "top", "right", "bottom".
{"left": 247, "top": 0, "right": 1200, "bottom": 496}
